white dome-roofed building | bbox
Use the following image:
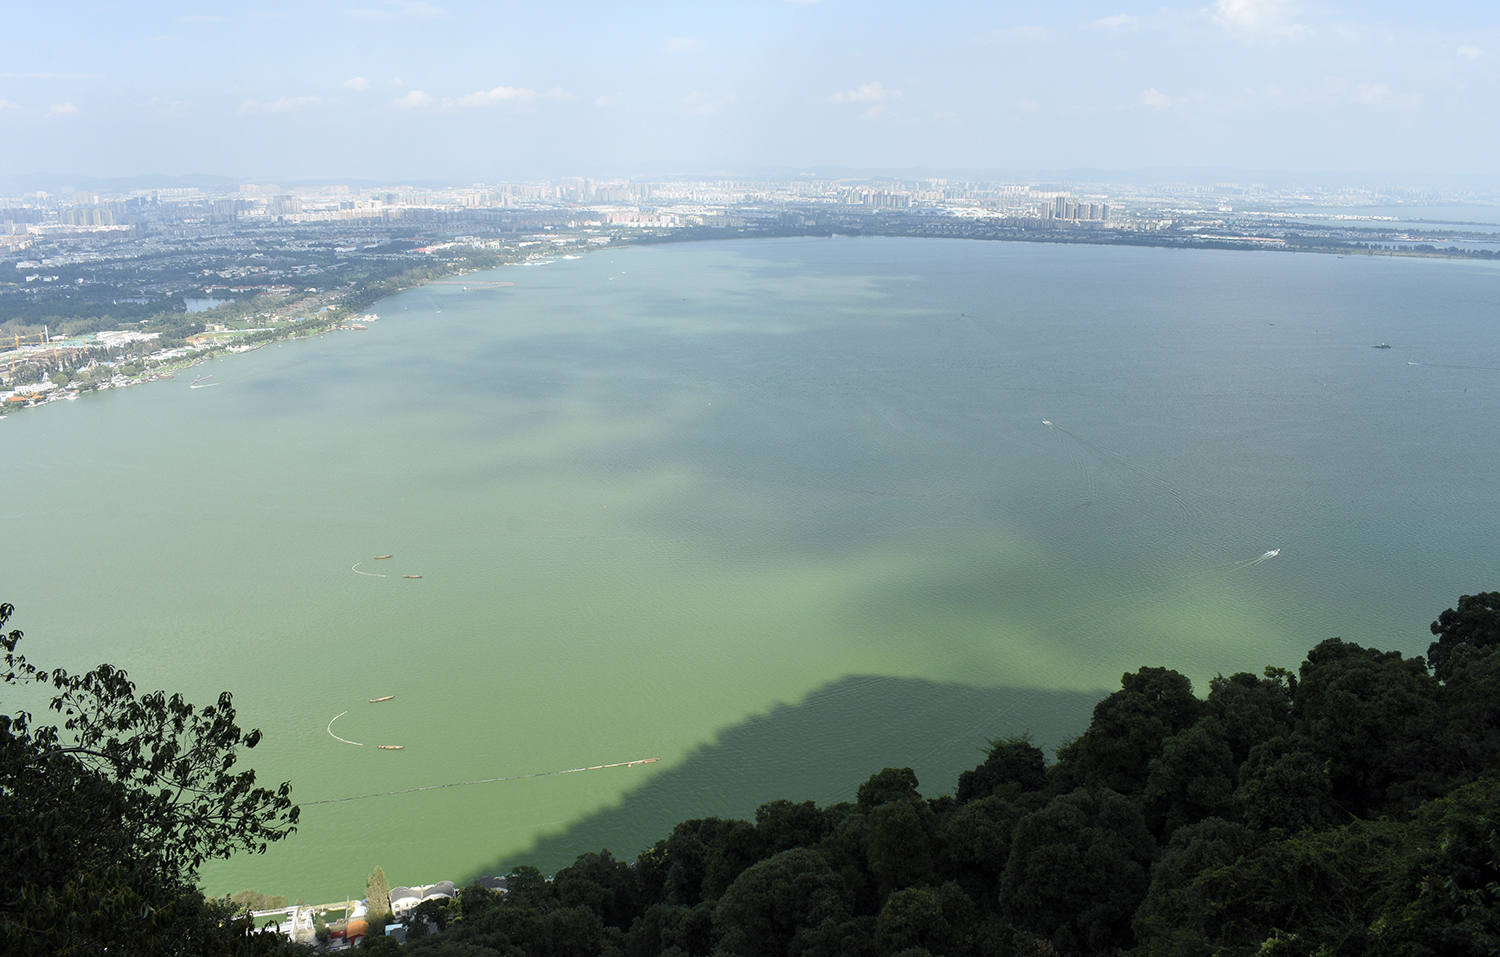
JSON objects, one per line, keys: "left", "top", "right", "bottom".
{"left": 389, "top": 887, "right": 421, "bottom": 919}
{"left": 389, "top": 881, "right": 457, "bottom": 920}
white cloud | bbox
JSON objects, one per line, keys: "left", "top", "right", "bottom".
{"left": 344, "top": 76, "right": 370, "bottom": 91}
{"left": 1210, "top": 0, "right": 1304, "bottom": 37}
{"left": 455, "top": 85, "right": 535, "bottom": 107}
{"left": 346, "top": 1, "right": 448, "bottom": 20}
{"left": 48, "top": 102, "right": 79, "bottom": 116}
{"left": 1140, "top": 88, "right": 1174, "bottom": 110}
{"left": 664, "top": 36, "right": 704, "bottom": 53}
{"left": 390, "top": 89, "right": 437, "bottom": 109}
{"left": 239, "top": 95, "right": 322, "bottom": 114}
{"left": 682, "top": 91, "right": 734, "bottom": 114}
{"left": 1019, "top": 98, "right": 1041, "bottom": 112}
{"left": 1090, "top": 13, "right": 1138, "bottom": 30}
{"left": 829, "top": 81, "right": 897, "bottom": 104}
{"left": 1458, "top": 45, "right": 1482, "bottom": 59}
{"left": 0, "top": 99, "right": 22, "bottom": 112}
{"left": 1138, "top": 87, "right": 1208, "bottom": 110}
{"left": 596, "top": 94, "right": 621, "bottom": 108}
{"left": 830, "top": 82, "right": 899, "bottom": 119}
{"left": 410, "top": 85, "right": 568, "bottom": 109}
{"left": 179, "top": 14, "right": 227, "bottom": 23}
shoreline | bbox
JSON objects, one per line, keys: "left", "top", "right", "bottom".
{"left": 0, "top": 252, "right": 512, "bottom": 412}
{"left": 4, "top": 225, "right": 1490, "bottom": 416}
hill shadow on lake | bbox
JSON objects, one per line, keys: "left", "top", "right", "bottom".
{"left": 474, "top": 674, "right": 1102, "bottom": 878}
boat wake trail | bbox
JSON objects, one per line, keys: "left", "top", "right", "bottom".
{"left": 352, "top": 563, "right": 386, "bottom": 578}
{"left": 300, "top": 758, "right": 660, "bottom": 806}
{"left": 1235, "top": 548, "right": 1281, "bottom": 568}
{"left": 1407, "top": 360, "right": 1500, "bottom": 372}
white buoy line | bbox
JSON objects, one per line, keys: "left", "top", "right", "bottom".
{"left": 300, "top": 758, "right": 660, "bottom": 806}
{"left": 326, "top": 711, "right": 363, "bottom": 746}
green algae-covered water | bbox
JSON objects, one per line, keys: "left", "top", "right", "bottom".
{"left": 3, "top": 237, "right": 1497, "bottom": 903}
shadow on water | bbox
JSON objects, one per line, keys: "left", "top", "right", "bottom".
{"left": 474, "top": 674, "right": 1102, "bottom": 878}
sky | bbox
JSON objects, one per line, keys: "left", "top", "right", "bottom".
{"left": 2, "top": 0, "right": 1498, "bottom": 185}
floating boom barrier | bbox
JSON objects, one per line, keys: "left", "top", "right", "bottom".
{"left": 326, "top": 711, "right": 363, "bottom": 747}
{"left": 300, "top": 758, "right": 659, "bottom": 806}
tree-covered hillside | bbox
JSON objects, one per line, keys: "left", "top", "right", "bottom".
{"left": 399, "top": 593, "right": 1500, "bottom": 957}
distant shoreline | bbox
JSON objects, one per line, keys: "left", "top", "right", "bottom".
{"left": 630, "top": 220, "right": 1500, "bottom": 262}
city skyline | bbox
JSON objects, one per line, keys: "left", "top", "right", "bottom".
{"left": 3, "top": 1, "right": 1498, "bottom": 185}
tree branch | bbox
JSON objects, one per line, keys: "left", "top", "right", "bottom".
{"left": 29, "top": 746, "right": 120, "bottom": 764}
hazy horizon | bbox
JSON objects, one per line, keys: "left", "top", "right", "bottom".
{"left": 5, "top": 1, "right": 1497, "bottom": 185}
{"left": 7, "top": 164, "right": 1500, "bottom": 197}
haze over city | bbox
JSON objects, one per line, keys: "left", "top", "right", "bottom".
{"left": 4, "top": 0, "right": 1498, "bottom": 185}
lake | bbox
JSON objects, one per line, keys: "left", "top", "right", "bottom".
{"left": 3, "top": 236, "right": 1497, "bottom": 903}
